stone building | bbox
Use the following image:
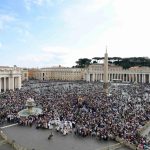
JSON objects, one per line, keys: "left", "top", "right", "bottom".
{"left": 31, "top": 64, "right": 150, "bottom": 83}
{"left": 21, "top": 68, "right": 29, "bottom": 81}
{"left": 0, "top": 66, "right": 22, "bottom": 92}
{"left": 28, "top": 68, "right": 38, "bottom": 79}
{"left": 33, "top": 66, "right": 84, "bottom": 81}
{"left": 84, "top": 64, "right": 150, "bottom": 83}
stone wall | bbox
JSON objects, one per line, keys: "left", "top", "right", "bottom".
{"left": 0, "top": 129, "right": 30, "bottom": 150}
{"left": 138, "top": 121, "right": 150, "bottom": 135}
{"left": 115, "top": 121, "right": 150, "bottom": 150}
{"left": 115, "top": 137, "right": 138, "bottom": 150}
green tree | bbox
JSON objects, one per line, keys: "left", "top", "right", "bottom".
{"left": 75, "top": 58, "right": 91, "bottom": 68}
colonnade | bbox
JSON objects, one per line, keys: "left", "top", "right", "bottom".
{"left": 86, "top": 73, "right": 150, "bottom": 83}
{"left": 0, "top": 76, "right": 21, "bottom": 92}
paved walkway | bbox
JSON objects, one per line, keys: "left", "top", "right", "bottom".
{"left": 2, "top": 125, "right": 129, "bottom": 150}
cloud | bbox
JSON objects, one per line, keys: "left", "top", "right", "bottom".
{"left": 17, "top": 53, "right": 51, "bottom": 67}
{"left": 60, "top": 0, "right": 114, "bottom": 46}
{"left": 62, "top": 0, "right": 113, "bottom": 28}
{"left": 24, "top": 0, "right": 65, "bottom": 10}
{"left": 17, "top": 46, "right": 68, "bottom": 67}
{"left": 17, "top": 45, "right": 97, "bottom": 67}
{"left": 84, "top": 0, "right": 113, "bottom": 13}
{"left": 42, "top": 46, "right": 70, "bottom": 55}
{"left": 76, "top": 0, "right": 150, "bottom": 58}
{"left": 24, "top": 0, "right": 53, "bottom": 10}
{"left": 42, "top": 45, "right": 101, "bottom": 67}
{"left": 18, "top": 54, "right": 49, "bottom": 62}
{"left": 0, "top": 14, "right": 15, "bottom": 31}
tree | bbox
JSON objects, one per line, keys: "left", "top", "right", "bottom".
{"left": 75, "top": 58, "right": 91, "bottom": 68}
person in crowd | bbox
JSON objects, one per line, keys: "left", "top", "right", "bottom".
{"left": 0, "top": 80, "right": 150, "bottom": 149}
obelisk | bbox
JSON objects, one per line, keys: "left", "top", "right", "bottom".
{"left": 103, "top": 47, "right": 108, "bottom": 94}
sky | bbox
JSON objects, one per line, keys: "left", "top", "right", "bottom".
{"left": 0, "top": 0, "right": 150, "bottom": 68}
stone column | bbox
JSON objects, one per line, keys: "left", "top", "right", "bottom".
{"left": 145, "top": 74, "right": 146, "bottom": 83}
{"left": 98, "top": 74, "right": 100, "bottom": 81}
{"left": 17, "top": 77, "right": 21, "bottom": 89}
{"left": 142, "top": 74, "right": 144, "bottom": 83}
{"left": 4, "top": 77, "right": 6, "bottom": 92}
{"left": 10, "top": 77, "right": 14, "bottom": 91}
{"left": 136, "top": 74, "right": 138, "bottom": 83}
{"left": 93, "top": 73, "right": 95, "bottom": 82}
{"left": 123, "top": 74, "right": 125, "bottom": 82}
{"left": 131, "top": 74, "right": 133, "bottom": 82}
{"left": 0, "top": 78, "right": 1, "bottom": 92}
{"left": 129, "top": 74, "right": 131, "bottom": 82}
{"left": 138, "top": 74, "right": 140, "bottom": 83}
{"left": 8, "top": 77, "right": 10, "bottom": 90}
{"left": 87, "top": 74, "right": 90, "bottom": 82}
{"left": 123, "top": 74, "right": 124, "bottom": 82}
{"left": 139, "top": 74, "right": 141, "bottom": 83}
{"left": 95, "top": 74, "right": 97, "bottom": 81}
{"left": 135, "top": 74, "right": 137, "bottom": 83}
{"left": 128, "top": 74, "right": 129, "bottom": 82}
{"left": 133, "top": 74, "right": 135, "bottom": 82}
{"left": 117, "top": 74, "right": 119, "bottom": 79}
{"left": 116, "top": 74, "right": 118, "bottom": 79}
{"left": 112, "top": 74, "right": 114, "bottom": 81}
{"left": 127, "top": 74, "right": 129, "bottom": 82}
{"left": 15, "top": 77, "right": 17, "bottom": 89}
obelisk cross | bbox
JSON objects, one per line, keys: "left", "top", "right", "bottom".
{"left": 103, "top": 46, "right": 108, "bottom": 94}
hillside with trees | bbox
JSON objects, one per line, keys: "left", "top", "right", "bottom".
{"left": 73, "top": 57, "right": 150, "bottom": 69}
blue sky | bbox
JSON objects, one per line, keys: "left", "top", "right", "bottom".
{"left": 0, "top": 0, "right": 150, "bottom": 68}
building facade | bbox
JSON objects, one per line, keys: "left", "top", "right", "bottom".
{"left": 33, "top": 66, "right": 85, "bottom": 81}
{"left": 21, "top": 68, "right": 29, "bottom": 81}
{"left": 28, "top": 68, "right": 38, "bottom": 79}
{"left": 0, "top": 66, "right": 22, "bottom": 92}
{"left": 31, "top": 64, "right": 150, "bottom": 83}
{"left": 84, "top": 64, "right": 150, "bottom": 83}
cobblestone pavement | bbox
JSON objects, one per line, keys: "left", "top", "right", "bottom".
{"left": 2, "top": 125, "right": 130, "bottom": 150}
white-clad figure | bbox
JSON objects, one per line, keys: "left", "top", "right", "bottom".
{"left": 60, "top": 122, "right": 64, "bottom": 133}
{"left": 48, "top": 120, "right": 53, "bottom": 129}
{"left": 54, "top": 118, "right": 61, "bottom": 126}
{"left": 63, "top": 126, "right": 67, "bottom": 135}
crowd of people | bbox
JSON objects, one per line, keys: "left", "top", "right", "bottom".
{"left": 0, "top": 80, "right": 150, "bottom": 149}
